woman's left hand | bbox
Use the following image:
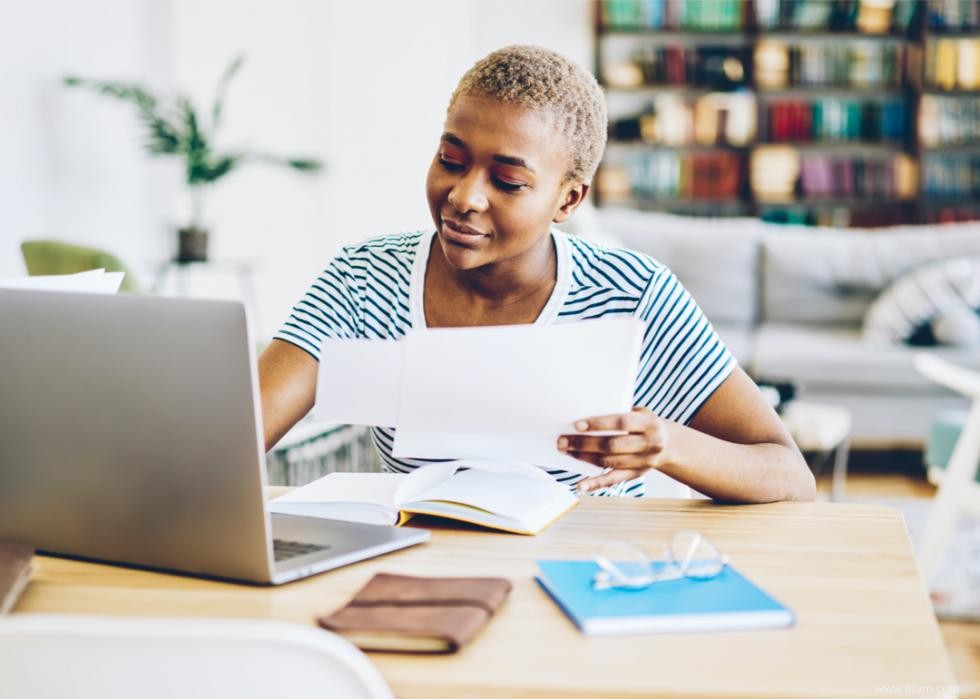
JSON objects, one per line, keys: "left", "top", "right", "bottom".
{"left": 557, "top": 407, "right": 671, "bottom": 492}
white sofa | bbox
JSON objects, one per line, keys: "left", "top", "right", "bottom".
{"left": 571, "top": 207, "right": 980, "bottom": 448}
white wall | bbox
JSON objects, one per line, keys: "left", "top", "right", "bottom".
{"left": 0, "top": 1, "right": 174, "bottom": 276}
{"left": 0, "top": 0, "right": 592, "bottom": 338}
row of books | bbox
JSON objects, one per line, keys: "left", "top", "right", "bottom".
{"left": 601, "top": 0, "right": 917, "bottom": 34}
{"left": 926, "top": 0, "right": 980, "bottom": 30}
{"left": 750, "top": 146, "right": 917, "bottom": 200}
{"left": 795, "top": 153, "right": 918, "bottom": 199}
{"left": 922, "top": 205, "right": 980, "bottom": 223}
{"left": 602, "top": 45, "right": 748, "bottom": 89}
{"left": 762, "top": 99, "right": 909, "bottom": 143}
{"left": 919, "top": 95, "right": 980, "bottom": 144}
{"left": 922, "top": 154, "right": 980, "bottom": 195}
{"left": 755, "top": 0, "right": 918, "bottom": 34}
{"left": 760, "top": 206, "right": 914, "bottom": 227}
{"left": 755, "top": 41, "right": 911, "bottom": 89}
{"left": 599, "top": 152, "right": 744, "bottom": 201}
{"left": 606, "top": 41, "right": 911, "bottom": 91}
{"left": 924, "top": 38, "right": 980, "bottom": 90}
{"left": 600, "top": 0, "right": 745, "bottom": 31}
{"left": 608, "top": 93, "right": 756, "bottom": 146}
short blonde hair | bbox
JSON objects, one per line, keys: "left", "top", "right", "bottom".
{"left": 450, "top": 45, "right": 607, "bottom": 183}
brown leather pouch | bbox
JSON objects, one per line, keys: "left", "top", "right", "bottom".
{"left": 318, "top": 572, "right": 512, "bottom": 653}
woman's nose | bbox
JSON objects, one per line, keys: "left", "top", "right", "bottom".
{"left": 447, "top": 171, "right": 489, "bottom": 214}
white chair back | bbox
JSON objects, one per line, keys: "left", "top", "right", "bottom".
{"left": 0, "top": 614, "right": 394, "bottom": 699}
{"left": 913, "top": 354, "right": 980, "bottom": 587}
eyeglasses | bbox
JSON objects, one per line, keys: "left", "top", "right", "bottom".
{"left": 592, "top": 530, "right": 729, "bottom": 591}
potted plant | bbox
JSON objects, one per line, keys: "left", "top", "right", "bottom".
{"left": 64, "top": 56, "right": 323, "bottom": 263}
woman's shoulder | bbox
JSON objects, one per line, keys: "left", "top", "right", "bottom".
{"left": 560, "top": 231, "right": 666, "bottom": 293}
{"left": 340, "top": 230, "right": 428, "bottom": 257}
{"left": 325, "top": 231, "right": 429, "bottom": 281}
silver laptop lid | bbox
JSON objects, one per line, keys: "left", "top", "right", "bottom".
{"left": 0, "top": 289, "right": 275, "bottom": 582}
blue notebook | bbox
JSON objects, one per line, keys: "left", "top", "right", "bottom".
{"left": 536, "top": 559, "right": 794, "bottom": 635}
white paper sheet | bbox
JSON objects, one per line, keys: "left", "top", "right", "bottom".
{"left": 392, "top": 317, "right": 642, "bottom": 475}
{"left": 0, "top": 269, "right": 124, "bottom": 294}
{"left": 314, "top": 338, "right": 404, "bottom": 426}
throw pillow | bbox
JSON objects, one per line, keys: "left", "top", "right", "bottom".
{"left": 933, "top": 308, "right": 980, "bottom": 346}
{"left": 863, "top": 256, "right": 980, "bottom": 346}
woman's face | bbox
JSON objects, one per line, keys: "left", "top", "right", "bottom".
{"left": 426, "top": 95, "right": 586, "bottom": 272}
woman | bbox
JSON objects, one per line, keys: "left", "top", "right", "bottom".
{"left": 259, "top": 45, "right": 815, "bottom": 503}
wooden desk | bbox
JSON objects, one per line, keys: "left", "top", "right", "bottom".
{"left": 14, "top": 498, "right": 957, "bottom": 699}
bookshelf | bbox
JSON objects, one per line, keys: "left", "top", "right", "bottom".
{"left": 594, "top": 0, "right": 980, "bottom": 227}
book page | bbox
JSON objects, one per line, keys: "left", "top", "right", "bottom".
{"left": 406, "top": 469, "right": 573, "bottom": 523}
{"left": 271, "top": 472, "right": 405, "bottom": 507}
{"left": 268, "top": 501, "right": 399, "bottom": 527}
{"left": 393, "top": 462, "right": 462, "bottom": 505}
{"left": 392, "top": 460, "right": 555, "bottom": 506}
{"left": 268, "top": 473, "right": 405, "bottom": 525}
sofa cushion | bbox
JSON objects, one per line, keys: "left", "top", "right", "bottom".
{"left": 863, "top": 256, "right": 980, "bottom": 346}
{"left": 762, "top": 223, "right": 980, "bottom": 325}
{"left": 751, "top": 322, "right": 980, "bottom": 391}
{"left": 597, "top": 208, "right": 762, "bottom": 327}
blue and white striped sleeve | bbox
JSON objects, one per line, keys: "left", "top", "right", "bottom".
{"left": 273, "top": 248, "right": 363, "bottom": 360}
{"left": 632, "top": 267, "right": 737, "bottom": 425}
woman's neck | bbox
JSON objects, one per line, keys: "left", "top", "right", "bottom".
{"left": 430, "top": 231, "right": 557, "bottom": 308}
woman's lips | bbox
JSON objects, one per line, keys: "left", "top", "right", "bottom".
{"left": 441, "top": 218, "right": 488, "bottom": 245}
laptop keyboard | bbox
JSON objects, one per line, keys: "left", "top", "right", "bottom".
{"left": 273, "top": 539, "right": 332, "bottom": 563}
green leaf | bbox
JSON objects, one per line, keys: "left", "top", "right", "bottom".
{"left": 187, "top": 152, "right": 243, "bottom": 186}
{"left": 211, "top": 55, "right": 245, "bottom": 130}
{"left": 286, "top": 158, "right": 324, "bottom": 172}
{"left": 177, "top": 96, "right": 206, "bottom": 151}
{"left": 64, "top": 67, "right": 324, "bottom": 190}
{"left": 64, "top": 77, "right": 159, "bottom": 114}
{"left": 251, "top": 153, "right": 324, "bottom": 172}
{"left": 143, "top": 116, "right": 181, "bottom": 154}
{"left": 64, "top": 75, "right": 183, "bottom": 156}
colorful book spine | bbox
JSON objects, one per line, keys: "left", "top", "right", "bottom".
{"left": 756, "top": 41, "right": 909, "bottom": 89}
{"left": 761, "top": 206, "right": 915, "bottom": 226}
{"left": 624, "top": 151, "right": 743, "bottom": 200}
{"left": 755, "top": 0, "right": 917, "bottom": 32}
{"left": 923, "top": 153, "right": 980, "bottom": 196}
{"left": 764, "top": 99, "right": 908, "bottom": 143}
{"left": 601, "top": 0, "right": 743, "bottom": 30}
{"left": 608, "top": 93, "right": 756, "bottom": 146}
{"left": 919, "top": 95, "right": 980, "bottom": 145}
{"left": 926, "top": 0, "right": 980, "bottom": 30}
{"left": 796, "top": 153, "right": 918, "bottom": 198}
{"left": 925, "top": 38, "right": 980, "bottom": 90}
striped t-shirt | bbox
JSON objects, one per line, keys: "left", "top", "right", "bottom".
{"left": 275, "top": 229, "right": 736, "bottom": 497}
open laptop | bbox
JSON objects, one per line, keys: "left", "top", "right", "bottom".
{"left": 0, "top": 288, "right": 429, "bottom": 584}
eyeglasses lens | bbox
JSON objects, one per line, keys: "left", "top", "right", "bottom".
{"left": 597, "top": 540, "right": 652, "bottom": 585}
{"left": 670, "top": 530, "right": 724, "bottom": 579}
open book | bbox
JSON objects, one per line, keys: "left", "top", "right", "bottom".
{"left": 268, "top": 461, "right": 578, "bottom": 535}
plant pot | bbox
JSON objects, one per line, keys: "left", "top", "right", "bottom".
{"left": 177, "top": 227, "right": 209, "bottom": 263}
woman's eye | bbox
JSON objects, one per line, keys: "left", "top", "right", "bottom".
{"left": 438, "top": 158, "right": 464, "bottom": 172}
{"left": 493, "top": 177, "right": 525, "bottom": 192}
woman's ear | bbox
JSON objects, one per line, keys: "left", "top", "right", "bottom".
{"left": 553, "top": 182, "right": 590, "bottom": 224}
